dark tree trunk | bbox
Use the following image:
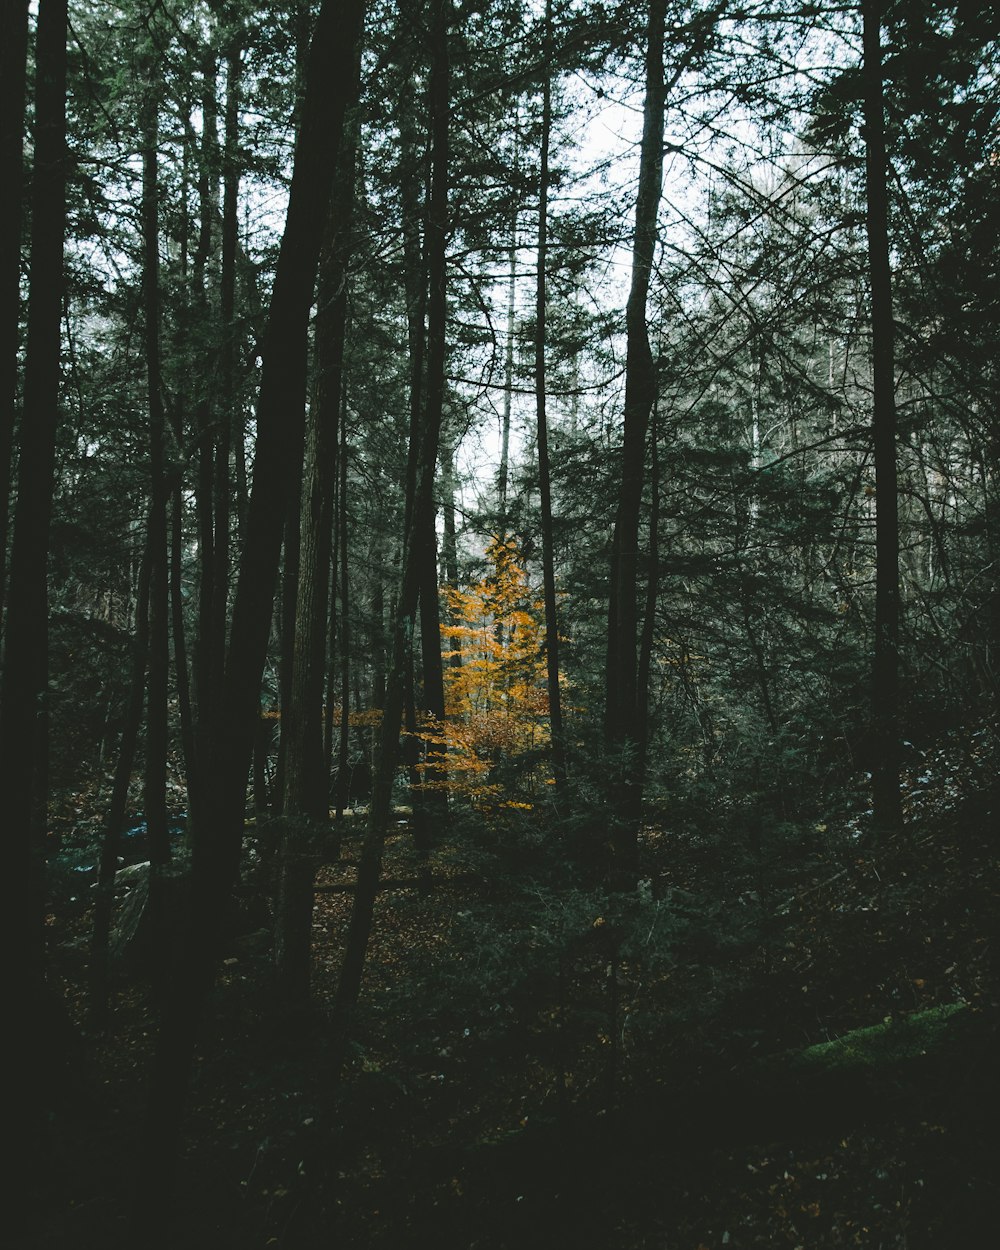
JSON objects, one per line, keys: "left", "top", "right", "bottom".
{"left": 396, "top": 13, "right": 446, "bottom": 840}
{"left": 415, "top": 0, "right": 451, "bottom": 839}
{"left": 605, "top": 0, "right": 665, "bottom": 888}
{"left": 90, "top": 539, "right": 152, "bottom": 1031}
{"left": 169, "top": 481, "right": 196, "bottom": 804}
{"left": 863, "top": 0, "right": 904, "bottom": 836}
{"left": 1, "top": 0, "right": 68, "bottom": 1220}
{"left": 276, "top": 75, "right": 360, "bottom": 1006}
{"left": 441, "top": 432, "right": 462, "bottom": 668}
{"left": 499, "top": 114, "right": 519, "bottom": 534}
{"left": 534, "top": 9, "right": 566, "bottom": 791}
{"left": 134, "top": 0, "right": 368, "bottom": 1219}
{"left": 140, "top": 70, "right": 173, "bottom": 1001}
{"left": 275, "top": 487, "right": 302, "bottom": 813}
{"left": 332, "top": 0, "right": 450, "bottom": 1067}
{"left": 335, "top": 403, "right": 353, "bottom": 817}
{"left": 0, "top": 0, "right": 29, "bottom": 612}
{"left": 636, "top": 403, "right": 660, "bottom": 775}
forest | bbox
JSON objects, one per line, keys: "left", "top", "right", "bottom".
{"left": 4, "top": 0, "right": 999, "bottom": 1245}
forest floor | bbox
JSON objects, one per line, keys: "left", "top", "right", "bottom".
{"left": 31, "top": 737, "right": 1000, "bottom": 1249}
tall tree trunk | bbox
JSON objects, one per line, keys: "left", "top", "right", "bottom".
{"left": 499, "top": 158, "right": 518, "bottom": 533}
{"left": 276, "top": 79, "right": 360, "bottom": 1007}
{"left": 863, "top": 0, "right": 903, "bottom": 836}
{"left": 134, "top": 0, "right": 368, "bottom": 1220}
{"left": 169, "top": 473, "right": 196, "bottom": 806}
{"left": 335, "top": 402, "right": 353, "bottom": 817}
{"left": 190, "top": 37, "right": 223, "bottom": 827}
{"left": 415, "top": 0, "right": 451, "bottom": 839}
{"left": 333, "top": 0, "right": 450, "bottom": 1065}
{"left": 1, "top": 0, "right": 68, "bottom": 1220}
{"left": 0, "top": 0, "right": 30, "bottom": 612}
{"left": 211, "top": 21, "right": 241, "bottom": 756}
{"left": 441, "top": 431, "right": 462, "bottom": 668}
{"left": 140, "top": 65, "right": 173, "bottom": 1005}
{"left": 636, "top": 402, "right": 660, "bottom": 774}
{"left": 534, "top": 9, "right": 566, "bottom": 791}
{"left": 605, "top": 0, "right": 665, "bottom": 888}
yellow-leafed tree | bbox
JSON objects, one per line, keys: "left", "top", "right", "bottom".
{"left": 435, "top": 536, "right": 553, "bottom": 805}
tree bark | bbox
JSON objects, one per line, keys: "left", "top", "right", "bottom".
{"left": 332, "top": 0, "right": 450, "bottom": 1065}
{"left": 1, "top": 0, "right": 68, "bottom": 1222}
{"left": 0, "top": 0, "right": 29, "bottom": 613}
{"left": 277, "top": 72, "right": 361, "bottom": 1006}
{"left": 605, "top": 0, "right": 665, "bottom": 887}
{"left": 534, "top": 5, "right": 567, "bottom": 791}
{"left": 134, "top": 0, "right": 368, "bottom": 1219}
{"left": 335, "top": 401, "right": 353, "bottom": 817}
{"left": 90, "top": 538, "right": 152, "bottom": 1031}
{"left": 139, "top": 63, "right": 174, "bottom": 1003}
{"left": 863, "top": 0, "right": 904, "bottom": 836}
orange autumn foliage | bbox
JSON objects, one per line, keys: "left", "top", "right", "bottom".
{"left": 426, "top": 536, "right": 554, "bottom": 807}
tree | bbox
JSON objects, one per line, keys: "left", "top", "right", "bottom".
{"left": 333, "top": 0, "right": 452, "bottom": 1061}
{"left": 1, "top": 0, "right": 69, "bottom": 1221}
{"left": 862, "top": 0, "right": 903, "bottom": 836}
{"left": 0, "top": 0, "right": 30, "bottom": 613}
{"left": 533, "top": 0, "right": 567, "bottom": 791}
{"left": 275, "top": 50, "right": 362, "bottom": 1008}
{"left": 604, "top": 0, "right": 666, "bottom": 888}
{"left": 135, "top": 0, "right": 368, "bottom": 1216}
{"left": 439, "top": 534, "right": 553, "bottom": 805}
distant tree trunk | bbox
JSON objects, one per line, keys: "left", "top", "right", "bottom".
{"left": 441, "top": 431, "right": 462, "bottom": 668}
{"left": 90, "top": 538, "right": 152, "bottom": 1030}
{"left": 499, "top": 181, "right": 518, "bottom": 532}
{"left": 395, "top": 32, "right": 443, "bottom": 844}
{"left": 333, "top": 0, "right": 450, "bottom": 1065}
{"left": 211, "top": 22, "right": 241, "bottom": 748}
{"left": 0, "top": 0, "right": 29, "bottom": 612}
{"left": 190, "top": 31, "right": 231, "bottom": 830}
{"left": 140, "top": 69, "right": 173, "bottom": 998}
{"left": 335, "top": 403, "right": 353, "bottom": 817}
{"left": 275, "top": 484, "right": 302, "bottom": 812}
{"left": 276, "top": 83, "right": 360, "bottom": 1006}
{"left": 605, "top": 0, "right": 665, "bottom": 888}
{"left": 863, "top": 0, "right": 904, "bottom": 836}
{"left": 534, "top": 11, "right": 566, "bottom": 791}
{"left": 169, "top": 480, "right": 196, "bottom": 802}
{"left": 415, "top": 0, "right": 451, "bottom": 838}
{"left": 1, "top": 0, "right": 68, "bottom": 1218}
{"left": 134, "top": 0, "right": 367, "bottom": 1219}
{"left": 636, "top": 402, "right": 660, "bottom": 772}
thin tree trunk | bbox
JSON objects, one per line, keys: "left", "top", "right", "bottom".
{"left": 441, "top": 432, "right": 462, "bottom": 669}
{"left": 863, "top": 0, "right": 903, "bottom": 836}
{"left": 141, "top": 68, "right": 173, "bottom": 1002}
{"left": 335, "top": 402, "right": 353, "bottom": 817}
{"left": 212, "top": 22, "right": 241, "bottom": 750}
{"left": 1, "top": 0, "right": 68, "bottom": 1222}
{"left": 636, "top": 402, "right": 660, "bottom": 772}
{"left": 534, "top": 11, "right": 566, "bottom": 791}
{"left": 415, "top": 0, "right": 451, "bottom": 842}
{"left": 90, "top": 538, "right": 152, "bottom": 1030}
{"left": 0, "top": 0, "right": 30, "bottom": 613}
{"left": 499, "top": 111, "right": 519, "bottom": 533}
{"left": 605, "top": 0, "right": 665, "bottom": 888}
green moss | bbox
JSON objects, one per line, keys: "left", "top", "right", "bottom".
{"left": 796, "top": 1003, "right": 967, "bottom": 1071}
